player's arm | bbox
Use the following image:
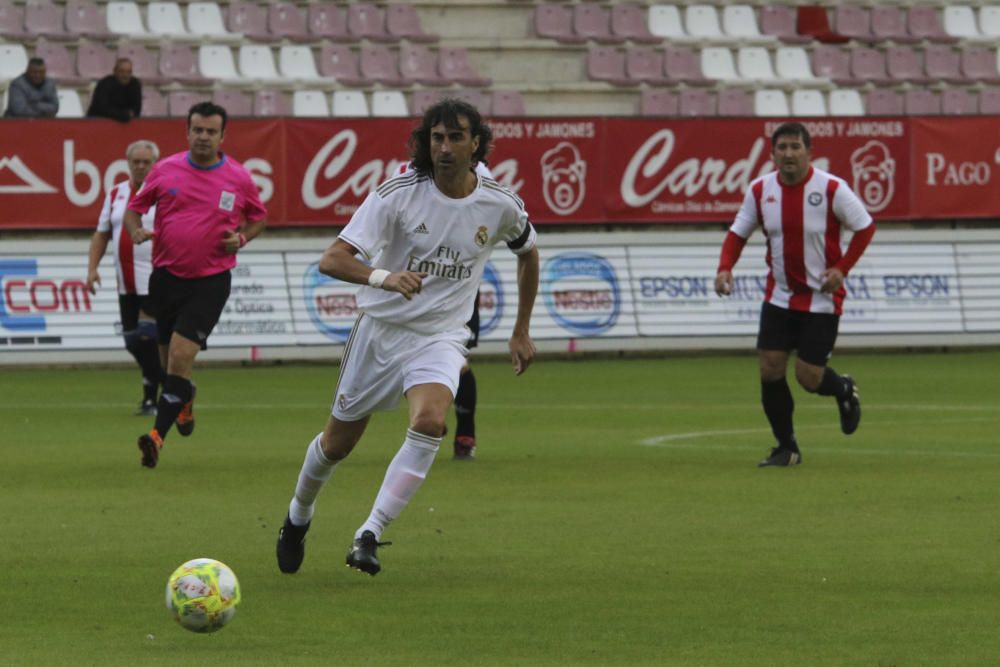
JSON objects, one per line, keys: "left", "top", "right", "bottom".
{"left": 821, "top": 185, "right": 876, "bottom": 293}
{"left": 86, "top": 231, "right": 111, "bottom": 294}
{"left": 123, "top": 209, "right": 154, "bottom": 244}
{"left": 223, "top": 173, "right": 270, "bottom": 253}
{"left": 319, "top": 239, "right": 427, "bottom": 300}
{"left": 715, "top": 184, "right": 759, "bottom": 296}
{"left": 510, "top": 246, "right": 539, "bottom": 376}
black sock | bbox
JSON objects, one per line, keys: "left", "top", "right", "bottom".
{"left": 155, "top": 374, "right": 192, "bottom": 438}
{"left": 761, "top": 377, "right": 797, "bottom": 451}
{"left": 135, "top": 337, "right": 163, "bottom": 402}
{"left": 816, "top": 366, "right": 849, "bottom": 399}
{"left": 454, "top": 369, "right": 477, "bottom": 439}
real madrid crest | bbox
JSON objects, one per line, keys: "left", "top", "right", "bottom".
{"left": 474, "top": 225, "right": 489, "bottom": 247}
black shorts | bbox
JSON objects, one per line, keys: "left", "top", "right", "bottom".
{"left": 756, "top": 302, "right": 840, "bottom": 366}
{"left": 146, "top": 267, "right": 231, "bottom": 350}
{"left": 465, "top": 289, "right": 481, "bottom": 350}
{"left": 118, "top": 293, "right": 154, "bottom": 332}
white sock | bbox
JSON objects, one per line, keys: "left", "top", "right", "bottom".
{"left": 357, "top": 428, "right": 441, "bottom": 540}
{"left": 288, "top": 432, "right": 337, "bottom": 526}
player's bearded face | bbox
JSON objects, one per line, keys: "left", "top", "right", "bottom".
{"left": 772, "top": 135, "right": 811, "bottom": 185}
{"left": 430, "top": 117, "right": 479, "bottom": 178}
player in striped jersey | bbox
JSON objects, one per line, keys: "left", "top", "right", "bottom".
{"left": 86, "top": 140, "right": 162, "bottom": 415}
{"left": 276, "top": 98, "right": 539, "bottom": 576}
{"left": 715, "top": 122, "right": 875, "bottom": 467}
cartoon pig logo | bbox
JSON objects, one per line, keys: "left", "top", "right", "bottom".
{"left": 540, "top": 142, "right": 586, "bottom": 216}
{"left": 850, "top": 141, "right": 895, "bottom": 213}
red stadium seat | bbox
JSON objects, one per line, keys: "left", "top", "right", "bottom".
{"left": 386, "top": 5, "right": 437, "bottom": 43}
{"left": 359, "top": 44, "right": 406, "bottom": 86}
{"left": 347, "top": 3, "right": 395, "bottom": 43}
{"left": 267, "top": 3, "right": 312, "bottom": 43}
{"left": 398, "top": 44, "right": 448, "bottom": 86}
{"left": 253, "top": 89, "right": 290, "bottom": 117}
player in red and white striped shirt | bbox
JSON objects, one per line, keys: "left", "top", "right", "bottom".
{"left": 715, "top": 122, "right": 875, "bottom": 467}
{"left": 86, "top": 140, "right": 162, "bottom": 416}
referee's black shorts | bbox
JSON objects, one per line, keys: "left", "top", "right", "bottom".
{"left": 147, "top": 267, "right": 231, "bottom": 350}
{"left": 118, "top": 293, "right": 154, "bottom": 332}
{"left": 756, "top": 301, "right": 840, "bottom": 366}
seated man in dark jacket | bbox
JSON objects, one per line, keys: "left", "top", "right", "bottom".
{"left": 87, "top": 58, "right": 142, "bottom": 122}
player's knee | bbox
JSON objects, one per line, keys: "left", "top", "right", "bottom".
{"left": 409, "top": 414, "right": 446, "bottom": 439}
{"left": 794, "top": 363, "right": 823, "bottom": 392}
{"left": 136, "top": 319, "right": 157, "bottom": 341}
{"left": 123, "top": 330, "right": 141, "bottom": 355}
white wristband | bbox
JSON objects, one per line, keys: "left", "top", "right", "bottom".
{"left": 367, "top": 269, "right": 391, "bottom": 289}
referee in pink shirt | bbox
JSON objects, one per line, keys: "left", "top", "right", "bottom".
{"left": 124, "top": 101, "right": 268, "bottom": 469}
{"left": 715, "top": 122, "right": 875, "bottom": 468}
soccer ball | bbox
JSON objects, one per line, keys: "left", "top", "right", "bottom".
{"left": 165, "top": 558, "right": 241, "bottom": 633}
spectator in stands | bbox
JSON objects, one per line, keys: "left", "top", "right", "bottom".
{"left": 86, "top": 140, "right": 163, "bottom": 416}
{"left": 4, "top": 57, "right": 58, "bottom": 118}
{"left": 124, "top": 101, "right": 268, "bottom": 469}
{"left": 274, "top": 98, "right": 539, "bottom": 577}
{"left": 714, "top": 122, "right": 875, "bottom": 468}
{"left": 87, "top": 58, "right": 142, "bottom": 122}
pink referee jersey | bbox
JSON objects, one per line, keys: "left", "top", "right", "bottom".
{"left": 97, "top": 180, "right": 155, "bottom": 295}
{"left": 127, "top": 151, "right": 267, "bottom": 279}
{"left": 729, "top": 166, "right": 873, "bottom": 315}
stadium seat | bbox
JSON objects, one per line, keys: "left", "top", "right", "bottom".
{"left": 398, "top": 43, "right": 448, "bottom": 86}
{"left": 0, "top": 2, "right": 28, "bottom": 41}
{"left": 924, "top": 45, "right": 973, "bottom": 85}
{"left": 961, "top": 46, "right": 1000, "bottom": 85}
{"left": 239, "top": 45, "right": 283, "bottom": 84}
{"left": 759, "top": 5, "right": 811, "bottom": 44}
{"left": 159, "top": 45, "right": 212, "bottom": 86}
{"left": 65, "top": 0, "right": 113, "bottom": 41}
{"left": 410, "top": 89, "right": 442, "bottom": 116}
{"left": 147, "top": 2, "right": 192, "bottom": 41}
{"left": 492, "top": 90, "right": 526, "bottom": 116}
{"left": 199, "top": 45, "right": 245, "bottom": 84}
{"left": 0, "top": 42, "right": 27, "bottom": 81}
{"left": 907, "top": 7, "right": 959, "bottom": 44}
{"left": 534, "top": 3, "right": 586, "bottom": 43}
{"left": 585, "top": 47, "right": 634, "bottom": 86}
{"left": 347, "top": 3, "right": 395, "bottom": 43}
{"left": 775, "top": 47, "right": 820, "bottom": 85}
{"left": 573, "top": 4, "right": 624, "bottom": 44}
{"left": 34, "top": 41, "right": 88, "bottom": 86}
{"left": 105, "top": 2, "right": 152, "bottom": 40}
{"left": 685, "top": 5, "right": 726, "bottom": 41}
{"left": 827, "top": 88, "right": 864, "bottom": 116}
{"left": 719, "top": 89, "right": 754, "bottom": 116}
{"left": 610, "top": 4, "right": 660, "bottom": 44}
{"left": 438, "top": 47, "right": 490, "bottom": 87}
{"left": 278, "top": 45, "right": 327, "bottom": 83}
{"left": 904, "top": 89, "right": 941, "bottom": 115}
{"left": 887, "top": 46, "right": 932, "bottom": 85}
{"left": 648, "top": 5, "right": 691, "bottom": 42}
{"left": 253, "top": 89, "right": 290, "bottom": 117}
{"left": 386, "top": 4, "right": 437, "bottom": 43}
{"left": 166, "top": 91, "right": 203, "bottom": 117}
{"left": 664, "top": 45, "right": 714, "bottom": 86}
{"left": 186, "top": 3, "right": 240, "bottom": 43}
{"left": 943, "top": 6, "right": 985, "bottom": 41}
{"left": 750, "top": 89, "right": 787, "bottom": 117}
{"left": 117, "top": 43, "right": 169, "bottom": 86}
{"left": 941, "top": 88, "right": 977, "bottom": 115}
{"left": 865, "top": 88, "right": 903, "bottom": 116}
{"left": 700, "top": 47, "right": 740, "bottom": 82}
{"left": 452, "top": 89, "right": 491, "bottom": 114}
{"left": 980, "top": 7, "right": 1000, "bottom": 38}
{"left": 56, "top": 89, "right": 84, "bottom": 117}
{"left": 332, "top": 90, "right": 369, "bottom": 117}
{"left": 978, "top": 87, "right": 1000, "bottom": 114}
{"left": 871, "top": 6, "right": 920, "bottom": 44}
{"left": 142, "top": 87, "right": 167, "bottom": 117}
{"left": 736, "top": 47, "right": 777, "bottom": 82}
{"left": 833, "top": 5, "right": 874, "bottom": 43}
{"left": 213, "top": 90, "right": 252, "bottom": 117}
{"left": 850, "top": 47, "right": 893, "bottom": 87}
{"left": 292, "top": 90, "right": 329, "bottom": 117}
{"left": 678, "top": 89, "right": 716, "bottom": 116}
{"left": 317, "top": 44, "right": 369, "bottom": 86}
{"left": 360, "top": 44, "right": 406, "bottom": 86}
{"left": 370, "top": 90, "right": 408, "bottom": 117}
{"left": 76, "top": 42, "right": 115, "bottom": 80}
{"left": 227, "top": 0, "right": 278, "bottom": 43}
{"left": 812, "top": 46, "right": 851, "bottom": 83}
{"left": 791, "top": 89, "right": 826, "bottom": 116}
{"left": 796, "top": 5, "right": 848, "bottom": 44}
{"left": 308, "top": 3, "right": 353, "bottom": 42}
{"left": 722, "top": 5, "right": 774, "bottom": 43}
{"left": 638, "top": 89, "right": 678, "bottom": 116}
{"left": 25, "top": 1, "right": 74, "bottom": 42}
{"left": 625, "top": 47, "right": 669, "bottom": 84}
{"left": 268, "top": 3, "right": 311, "bottom": 43}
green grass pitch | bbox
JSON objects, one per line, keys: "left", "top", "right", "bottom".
{"left": 1, "top": 350, "right": 999, "bottom": 666}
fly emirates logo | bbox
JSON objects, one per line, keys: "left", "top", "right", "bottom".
{"left": 406, "top": 245, "right": 473, "bottom": 281}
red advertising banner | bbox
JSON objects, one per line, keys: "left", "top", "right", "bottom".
{"left": 0, "top": 116, "right": 985, "bottom": 230}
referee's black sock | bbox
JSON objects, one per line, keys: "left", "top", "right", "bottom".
{"left": 761, "top": 377, "right": 797, "bottom": 451}
{"left": 454, "top": 368, "right": 477, "bottom": 440}
{"left": 155, "top": 374, "right": 192, "bottom": 438}
{"left": 135, "top": 338, "right": 163, "bottom": 403}
{"left": 815, "top": 366, "right": 850, "bottom": 400}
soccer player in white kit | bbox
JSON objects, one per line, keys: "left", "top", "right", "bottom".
{"left": 715, "top": 122, "right": 875, "bottom": 467}
{"left": 85, "top": 140, "right": 162, "bottom": 415}
{"left": 276, "top": 98, "right": 540, "bottom": 576}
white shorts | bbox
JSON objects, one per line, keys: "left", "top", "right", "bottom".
{"left": 331, "top": 314, "right": 469, "bottom": 421}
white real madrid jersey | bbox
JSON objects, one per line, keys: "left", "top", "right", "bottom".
{"left": 96, "top": 180, "right": 156, "bottom": 295}
{"left": 338, "top": 171, "right": 536, "bottom": 334}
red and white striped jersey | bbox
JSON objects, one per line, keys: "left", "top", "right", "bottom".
{"left": 96, "top": 180, "right": 156, "bottom": 295}
{"left": 729, "top": 166, "right": 872, "bottom": 314}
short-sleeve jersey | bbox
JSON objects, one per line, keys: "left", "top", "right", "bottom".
{"left": 97, "top": 180, "right": 156, "bottom": 295}
{"left": 729, "top": 166, "right": 872, "bottom": 314}
{"left": 338, "top": 171, "right": 536, "bottom": 334}
{"left": 127, "top": 151, "right": 267, "bottom": 279}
